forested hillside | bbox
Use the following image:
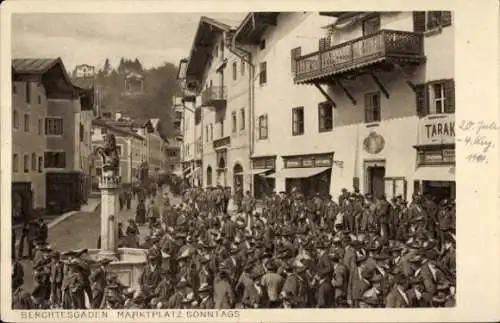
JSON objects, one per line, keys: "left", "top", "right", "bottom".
{"left": 93, "top": 58, "right": 180, "bottom": 139}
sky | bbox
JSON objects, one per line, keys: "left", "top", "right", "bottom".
{"left": 12, "top": 12, "right": 246, "bottom": 72}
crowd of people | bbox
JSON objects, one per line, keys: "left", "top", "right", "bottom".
{"left": 12, "top": 184, "right": 456, "bottom": 309}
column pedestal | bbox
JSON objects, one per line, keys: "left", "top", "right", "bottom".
{"left": 97, "top": 175, "right": 121, "bottom": 261}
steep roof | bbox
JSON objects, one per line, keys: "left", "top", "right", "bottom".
{"left": 12, "top": 57, "right": 81, "bottom": 99}
{"left": 184, "top": 16, "right": 240, "bottom": 90}
{"left": 72, "top": 77, "right": 95, "bottom": 90}
{"left": 12, "top": 58, "right": 61, "bottom": 74}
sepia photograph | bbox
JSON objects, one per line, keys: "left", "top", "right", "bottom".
{"left": 8, "top": 9, "right": 459, "bottom": 311}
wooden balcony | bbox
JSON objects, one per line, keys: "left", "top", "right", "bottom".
{"left": 201, "top": 85, "right": 227, "bottom": 108}
{"left": 213, "top": 136, "right": 231, "bottom": 150}
{"left": 294, "top": 30, "right": 425, "bottom": 84}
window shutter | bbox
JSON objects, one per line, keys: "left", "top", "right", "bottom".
{"left": 364, "top": 94, "right": 370, "bottom": 122}
{"left": 318, "top": 103, "right": 322, "bottom": 131}
{"left": 291, "top": 47, "right": 301, "bottom": 73}
{"left": 441, "top": 11, "right": 452, "bottom": 27}
{"left": 415, "top": 83, "right": 429, "bottom": 117}
{"left": 444, "top": 79, "right": 455, "bottom": 113}
{"left": 413, "top": 11, "right": 426, "bottom": 32}
{"left": 265, "top": 114, "right": 269, "bottom": 138}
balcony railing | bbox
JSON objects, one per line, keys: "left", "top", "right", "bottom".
{"left": 213, "top": 136, "right": 231, "bottom": 150}
{"left": 294, "top": 30, "right": 425, "bottom": 83}
{"left": 201, "top": 86, "right": 227, "bottom": 107}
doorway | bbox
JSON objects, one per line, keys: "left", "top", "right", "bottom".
{"left": 364, "top": 160, "right": 386, "bottom": 197}
{"left": 367, "top": 166, "right": 385, "bottom": 197}
{"left": 422, "top": 180, "right": 455, "bottom": 203}
{"left": 233, "top": 164, "right": 243, "bottom": 192}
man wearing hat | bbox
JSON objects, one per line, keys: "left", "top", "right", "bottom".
{"left": 385, "top": 271, "right": 411, "bottom": 307}
{"left": 32, "top": 260, "right": 51, "bottom": 308}
{"left": 214, "top": 269, "right": 235, "bottom": 309}
{"left": 316, "top": 241, "right": 332, "bottom": 274}
{"left": 12, "top": 270, "right": 34, "bottom": 309}
{"left": 167, "top": 278, "right": 188, "bottom": 308}
{"left": 63, "top": 259, "right": 86, "bottom": 309}
{"left": 347, "top": 255, "right": 371, "bottom": 308}
{"left": 242, "top": 267, "right": 267, "bottom": 308}
{"left": 139, "top": 250, "right": 163, "bottom": 297}
{"left": 198, "top": 282, "right": 214, "bottom": 309}
{"left": 331, "top": 251, "right": 349, "bottom": 306}
{"left": 90, "top": 258, "right": 112, "bottom": 309}
{"left": 415, "top": 248, "right": 449, "bottom": 296}
{"left": 222, "top": 214, "right": 238, "bottom": 241}
{"left": 49, "top": 251, "right": 64, "bottom": 308}
{"left": 261, "top": 260, "right": 283, "bottom": 308}
{"left": 153, "top": 269, "right": 174, "bottom": 303}
{"left": 316, "top": 267, "right": 334, "bottom": 308}
{"left": 359, "top": 274, "right": 383, "bottom": 308}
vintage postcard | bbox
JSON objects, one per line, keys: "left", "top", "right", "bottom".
{"left": 1, "top": 0, "right": 499, "bottom": 322}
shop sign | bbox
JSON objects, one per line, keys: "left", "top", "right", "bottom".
{"left": 316, "top": 158, "right": 333, "bottom": 167}
{"left": 284, "top": 153, "right": 333, "bottom": 168}
{"left": 252, "top": 157, "right": 276, "bottom": 169}
{"left": 285, "top": 159, "right": 301, "bottom": 168}
{"left": 419, "top": 114, "right": 455, "bottom": 145}
{"left": 303, "top": 159, "right": 314, "bottom": 167}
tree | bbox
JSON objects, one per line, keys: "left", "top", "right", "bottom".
{"left": 103, "top": 58, "right": 111, "bottom": 76}
{"left": 98, "top": 61, "right": 180, "bottom": 139}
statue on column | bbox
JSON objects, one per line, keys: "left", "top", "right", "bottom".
{"left": 95, "top": 134, "right": 120, "bottom": 178}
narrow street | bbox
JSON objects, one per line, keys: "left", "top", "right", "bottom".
{"left": 20, "top": 188, "right": 183, "bottom": 292}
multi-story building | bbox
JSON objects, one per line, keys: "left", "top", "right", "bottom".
{"left": 233, "top": 11, "right": 454, "bottom": 201}
{"left": 95, "top": 113, "right": 167, "bottom": 181}
{"left": 73, "top": 64, "right": 96, "bottom": 78}
{"left": 91, "top": 119, "right": 147, "bottom": 187}
{"left": 143, "top": 118, "right": 166, "bottom": 179}
{"left": 164, "top": 97, "right": 184, "bottom": 177}
{"left": 12, "top": 58, "right": 94, "bottom": 218}
{"left": 181, "top": 16, "right": 251, "bottom": 192}
{"left": 177, "top": 61, "right": 203, "bottom": 187}
{"left": 72, "top": 64, "right": 102, "bottom": 117}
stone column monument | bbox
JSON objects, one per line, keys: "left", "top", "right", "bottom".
{"left": 94, "top": 133, "right": 121, "bottom": 261}
{"left": 97, "top": 175, "right": 120, "bottom": 261}
{"left": 90, "top": 133, "right": 147, "bottom": 290}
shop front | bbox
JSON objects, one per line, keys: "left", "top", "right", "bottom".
{"left": 216, "top": 149, "right": 228, "bottom": 187}
{"left": 269, "top": 153, "right": 333, "bottom": 198}
{"left": 251, "top": 156, "right": 276, "bottom": 199}
{"left": 413, "top": 114, "right": 456, "bottom": 202}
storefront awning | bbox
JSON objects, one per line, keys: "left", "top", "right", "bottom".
{"left": 414, "top": 166, "right": 455, "bottom": 181}
{"left": 248, "top": 168, "right": 273, "bottom": 175}
{"left": 266, "top": 167, "right": 330, "bottom": 179}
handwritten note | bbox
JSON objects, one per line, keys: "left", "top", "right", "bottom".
{"left": 457, "top": 120, "right": 498, "bottom": 164}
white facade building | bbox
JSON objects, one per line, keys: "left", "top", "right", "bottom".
{"left": 233, "top": 11, "right": 455, "bottom": 201}
{"left": 180, "top": 17, "right": 251, "bottom": 192}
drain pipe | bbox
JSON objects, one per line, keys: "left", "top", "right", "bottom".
{"left": 229, "top": 39, "right": 255, "bottom": 193}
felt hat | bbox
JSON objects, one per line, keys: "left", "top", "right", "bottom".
{"left": 198, "top": 282, "right": 212, "bottom": 292}
{"left": 250, "top": 267, "right": 265, "bottom": 280}
{"left": 98, "top": 258, "right": 114, "bottom": 265}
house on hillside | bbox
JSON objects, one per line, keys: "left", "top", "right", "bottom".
{"left": 12, "top": 57, "right": 94, "bottom": 218}
{"left": 123, "top": 72, "right": 144, "bottom": 96}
